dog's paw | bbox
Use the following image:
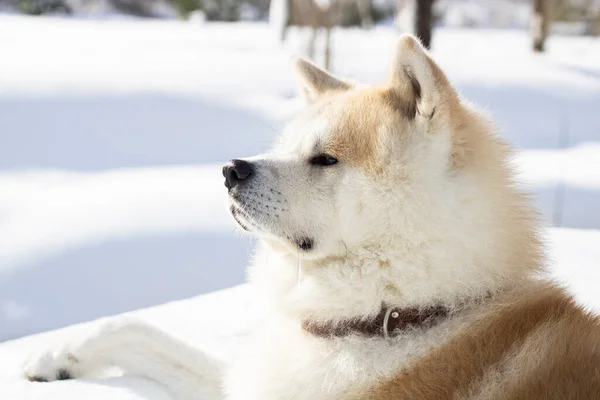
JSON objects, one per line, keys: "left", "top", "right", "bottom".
{"left": 23, "top": 349, "right": 80, "bottom": 383}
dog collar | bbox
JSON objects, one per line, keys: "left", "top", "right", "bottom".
{"left": 302, "top": 304, "right": 449, "bottom": 339}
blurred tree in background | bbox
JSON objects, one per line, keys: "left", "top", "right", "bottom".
{"left": 531, "top": 0, "right": 551, "bottom": 51}
{"left": 414, "top": 0, "right": 435, "bottom": 49}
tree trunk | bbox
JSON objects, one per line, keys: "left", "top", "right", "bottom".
{"left": 414, "top": 0, "right": 435, "bottom": 50}
{"left": 356, "top": 0, "right": 373, "bottom": 29}
{"left": 531, "top": 0, "right": 551, "bottom": 52}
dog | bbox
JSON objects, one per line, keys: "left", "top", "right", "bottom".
{"left": 23, "top": 34, "right": 600, "bottom": 399}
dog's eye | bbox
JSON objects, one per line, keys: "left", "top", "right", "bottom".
{"left": 310, "top": 154, "right": 338, "bottom": 167}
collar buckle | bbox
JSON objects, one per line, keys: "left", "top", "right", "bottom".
{"left": 383, "top": 308, "right": 401, "bottom": 339}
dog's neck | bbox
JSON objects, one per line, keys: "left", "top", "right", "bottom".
{"left": 249, "top": 240, "right": 529, "bottom": 325}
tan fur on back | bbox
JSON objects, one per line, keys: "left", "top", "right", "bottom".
{"left": 360, "top": 284, "right": 600, "bottom": 399}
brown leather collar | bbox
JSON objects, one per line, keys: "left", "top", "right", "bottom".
{"left": 302, "top": 305, "right": 449, "bottom": 339}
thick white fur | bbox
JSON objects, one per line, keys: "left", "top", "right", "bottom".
{"left": 22, "top": 35, "right": 537, "bottom": 399}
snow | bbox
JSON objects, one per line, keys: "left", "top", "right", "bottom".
{"left": 0, "top": 13, "right": 599, "bottom": 396}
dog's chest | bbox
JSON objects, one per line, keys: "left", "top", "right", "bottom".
{"left": 224, "top": 316, "right": 455, "bottom": 400}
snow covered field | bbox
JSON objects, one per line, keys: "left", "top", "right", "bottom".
{"left": 0, "top": 13, "right": 599, "bottom": 353}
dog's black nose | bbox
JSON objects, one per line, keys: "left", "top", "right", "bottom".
{"left": 223, "top": 159, "right": 254, "bottom": 190}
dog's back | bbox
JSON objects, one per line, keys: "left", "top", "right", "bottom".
{"left": 364, "top": 283, "right": 600, "bottom": 400}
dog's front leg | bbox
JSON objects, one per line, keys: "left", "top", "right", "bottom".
{"left": 23, "top": 316, "right": 224, "bottom": 400}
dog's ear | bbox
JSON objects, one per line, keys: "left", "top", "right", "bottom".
{"left": 292, "top": 57, "right": 353, "bottom": 103}
{"left": 386, "top": 34, "right": 456, "bottom": 120}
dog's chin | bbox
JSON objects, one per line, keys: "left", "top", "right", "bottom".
{"left": 228, "top": 202, "right": 270, "bottom": 236}
{"left": 229, "top": 204, "right": 254, "bottom": 232}
{"left": 260, "top": 231, "right": 321, "bottom": 258}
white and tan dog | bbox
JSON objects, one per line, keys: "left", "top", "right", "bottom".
{"left": 23, "top": 35, "right": 600, "bottom": 399}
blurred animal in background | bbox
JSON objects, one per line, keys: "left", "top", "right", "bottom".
{"left": 270, "top": 0, "right": 373, "bottom": 70}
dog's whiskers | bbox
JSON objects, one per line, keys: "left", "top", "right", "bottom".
{"left": 297, "top": 249, "right": 303, "bottom": 285}
{"left": 256, "top": 119, "right": 283, "bottom": 137}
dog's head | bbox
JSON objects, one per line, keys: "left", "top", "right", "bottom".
{"left": 223, "top": 35, "right": 540, "bottom": 274}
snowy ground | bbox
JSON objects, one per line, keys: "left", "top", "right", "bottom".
{"left": 0, "top": 14, "right": 599, "bottom": 348}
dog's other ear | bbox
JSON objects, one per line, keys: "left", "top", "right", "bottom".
{"left": 386, "top": 34, "right": 457, "bottom": 120}
{"left": 292, "top": 57, "right": 353, "bottom": 103}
